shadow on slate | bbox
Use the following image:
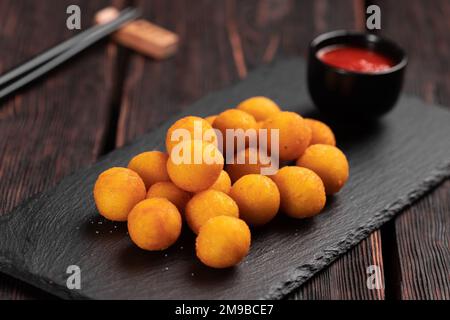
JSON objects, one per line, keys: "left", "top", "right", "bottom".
{"left": 0, "top": 58, "right": 450, "bottom": 299}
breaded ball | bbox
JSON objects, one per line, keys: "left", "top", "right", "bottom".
{"left": 167, "top": 140, "right": 224, "bottom": 192}
{"left": 237, "top": 96, "right": 281, "bottom": 121}
{"left": 205, "top": 115, "right": 217, "bottom": 125}
{"left": 93, "top": 167, "right": 146, "bottom": 221}
{"left": 185, "top": 190, "right": 239, "bottom": 234}
{"left": 226, "top": 147, "right": 272, "bottom": 182}
{"left": 262, "top": 111, "right": 312, "bottom": 161}
{"left": 127, "top": 151, "right": 170, "bottom": 189}
{"left": 271, "top": 166, "right": 326, "bottom": 218}
{"left": 196, "top": 216, "right": 251, "bottom": 268}
{"left": 305, "top": 118, "right": 336, "bottom": 146}
{"left": 128, "top": 198, "right": 182, "bottom": 251}
{"left": 213, "top": 109, "right": 258, "bottom": 153}
{"left": 207, "top": 170, "right": 232, "bottom": 194}
{"left": 146, "top": 181, "right": 191, "bottom": 213}
{"left": 229, "top": 174, "right": 280, "bottom": 226}
{"left": 296, "top": 144, "right": 349, "bottom": 195}
{"left": 166, "top": 116, "right": 217, "bottom": 154}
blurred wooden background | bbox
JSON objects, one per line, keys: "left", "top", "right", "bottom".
{"left": 0, "top": 0, "right": 448, "bottom": 299}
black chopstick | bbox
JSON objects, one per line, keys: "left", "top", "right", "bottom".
{"left": 0, "top": 7, "right": 141, "bottom": 101}
{"left": 0, "top": 7, "right": 136, "bottom": 88}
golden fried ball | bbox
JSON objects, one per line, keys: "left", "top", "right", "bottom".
{"left": 185, "top": 190, "right": 239, "bottom": 234}
{"left": 146, "top": 181, "right": 191, "bottom": 213}
{"left": 271, "top": 166, "right": 326, "bottom": 218}
{"left": 305, "top": 118, "right": 336, "bottom": 146}
{"left": 207, "top": 170, "right": 232, "bottom": 194}
{"left": 229, "top": 174, "right": 280, "bottom": 226}
{"left": 196, "top": 216, "right": 251, "bottom": 268}
{"left": 236, "top": 96, "right": 281, "bottom": 121}
{"left": 212, "top": 109, "right": 258, "bottom": 153}
{"left": 205, "top": 115, "right": 217, "bottom": 125}
{"left": 167, "top": 139, "right": 224, "bottom": 192}
{"left": 226, "top": 147, "right": 272, "bottom": 182}
{"left": 262, "top": 111, "right": 312, "bottom": 161}
{"left": 94, "top": 167, "right": 146, "bottom": 221}
{"left": 166, "top": 116, "right": 217, "bottom": 154}
{"left": 128, "top": 198, "right": 182, "bottom": 251}
{"left": 127, "top": 151, "right": 170, "bottom": 189}
{"left": 296, "top": 144, "right": 349, "bottom": 195}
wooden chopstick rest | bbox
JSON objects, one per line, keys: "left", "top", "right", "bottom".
{"left": 95, "top": 7, "right": 179, "bottom": 59}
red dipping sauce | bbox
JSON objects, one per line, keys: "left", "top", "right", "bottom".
{"left": 317, "top": 45, "right": 394, "bottom": 73}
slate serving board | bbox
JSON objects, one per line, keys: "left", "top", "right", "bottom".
{"left": 0, "top": 58, "right": 449, "bottom": 300}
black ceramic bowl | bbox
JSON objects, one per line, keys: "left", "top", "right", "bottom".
{"left": 307, "top": 30, "right": 407, "bottom": 119}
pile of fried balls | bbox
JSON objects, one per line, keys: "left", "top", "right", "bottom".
{"left": 93, "top": 96, "right": 349, "bottom": 268}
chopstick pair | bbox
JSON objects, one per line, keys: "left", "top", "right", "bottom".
{"left": 0, "top": 7, "right": 141, "bottom": 101}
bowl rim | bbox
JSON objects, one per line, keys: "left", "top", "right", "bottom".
{"left": 309, "top": 29, "right": 408, "bottom": 76}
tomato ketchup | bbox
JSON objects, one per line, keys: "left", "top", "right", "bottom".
{"left": 317, "top": 45, "right": 394, "bottom": 73}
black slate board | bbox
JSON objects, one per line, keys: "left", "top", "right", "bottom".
{"left": 0, "top": 58, "right": 449, "bottom": 300}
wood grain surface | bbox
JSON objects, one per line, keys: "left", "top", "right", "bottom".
{"left": 0, "top": 0, "right": 448, "bottom": 300}
{"left": 0, "top": 0, "right": 123, "bottom": 299}
{"left": 371, "top": 0, "right": 450, "bottom": 300}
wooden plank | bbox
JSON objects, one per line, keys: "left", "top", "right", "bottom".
{"left": 0, "top": 0, "right": 123, "bottom": 299}
{"left": 117, "top": 0, "right": 385, "bottom": 299}
{"left": 371, "top": 0, "right": 450, "bottom": 299}
{"left": 115, "top": 0, "right": 238, "bottom": 147}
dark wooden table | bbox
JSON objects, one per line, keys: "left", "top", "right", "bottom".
{"left": 0, "top": 0, "right": 448, "bottom": 300}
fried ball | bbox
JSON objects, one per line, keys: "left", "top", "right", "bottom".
{"left": 128, "top": 198, "right": 182, "bottom": 251}
{"left": 93, "top": 167, "right": 146, "bottom": 221}
{"left": 205, "top": 115, "right": 217, "bottom": 125}
{"left": 271, "top": 166, "right": 326, "bottom": 218}
{"left": 212, "top": 109, "right": 258, "bottom": 153}
{"left": 146, "top": 181, "right": 191, "bottom": 213}
{"left": 262, "top": 111, "right": 312, "bottom": 161}
{"left": 229, "top": 174, "right": 280, "bottom": 226}
{"left": 236, "top": 96, "right": 281, "bottom": 121}
{"left": 185, "top": 190, "right": 239, "bottom": 234}
{"left": 127, "top": 151, "right": 170, "bottom": 189}
{"left": 196, "top": 216, "right": 251, "bottom": 268}
{"left": 166, "top": 116, "right": 217, "bottom": 154}
{"left": 226, "top": 147, "right": 272, "bottom": 182}
{"left": 296, "top": 144, "right": 349, "bottom": 195}
{"left": 167, "top": 140, "right": 224, "bottom": 192}
{"left": 305, "top": 118, "right": 336, "bottom": 146}
{"left": 207, "top": 170, "right": 232, "bottom": 194}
